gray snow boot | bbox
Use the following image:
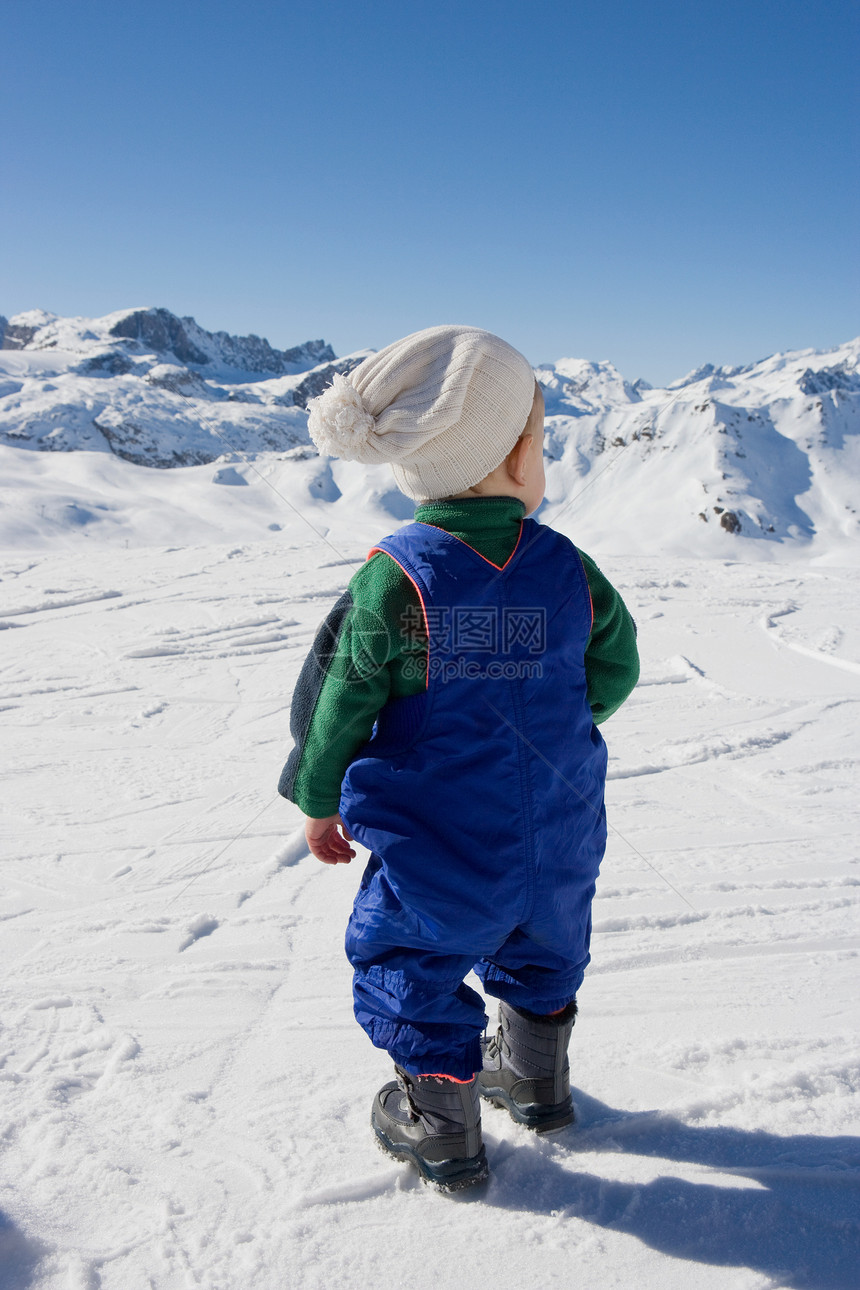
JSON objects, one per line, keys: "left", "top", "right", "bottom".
{"left": 479, "top": 999, "right": 577, "bottom": 1131}
{"left": 371, "top": 1066, "right": 489, "bottom": 1191}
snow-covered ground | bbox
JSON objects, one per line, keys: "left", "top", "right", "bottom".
{"left": 1, "top": 310, "right": 858, "bottom": 1287}
{"left": 1, "top": 525, "right": 858, "bottom": 1288}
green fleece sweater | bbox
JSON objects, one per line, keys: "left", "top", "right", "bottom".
{"left": 280, "top": 497, "right": 639, "bottom": 817}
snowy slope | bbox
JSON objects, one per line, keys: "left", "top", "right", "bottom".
{"left": 537, "top": 340, "right": 860, "bottom": 560}
{"left": 0, "top": 540, "right": 858, "bottom": 1288}
{"left": 1, "top": 308, "right": 858, "bottom": 560}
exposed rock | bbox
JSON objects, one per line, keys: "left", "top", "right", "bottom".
{"left": 188, "top": 321, "right": 334, "bottom": 374}
{"left": 93, "top": 410, "right": 208, "bottom": 468}
{"left": 289, "top": 355, "right": 368, "bottom": 409}
{"left": 799, "top": 363, "right": 860, "bottom": 397}
{"left": 107, "top": 307, "right": 335, "bottom": 375}
{"left": 75, "top": 351, "right": 134, "bottom": 376}
{"left": 145, "top": 364, "right": 211, "bottom": 396}
{"left": 0, "top": 306, "right": 334, "bottom": 378}
{"left": 88, "top": 397, "right": 309, "bottom": 468}
{"left": 719, "top": 509, "right": 742, "bottom": 533}
{"left": 2, "top": 320, "right": 41, "bottom": 351}
{"left": 108, "top": 309, "right": 210, "bottom": 365}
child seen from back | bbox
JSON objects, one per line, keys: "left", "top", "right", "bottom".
{"left": 279, "top": 325, "right": 639, "bottom": 1190}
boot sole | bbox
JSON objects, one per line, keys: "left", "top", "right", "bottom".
{"left": 480, "top": 1086, "right": 575, "bottom": 1133}
{"left": 372, "top": 1121, "right": 489, "bottom": 1191}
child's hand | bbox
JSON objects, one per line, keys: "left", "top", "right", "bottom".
{"left": 305, "top": 814, "right": 356, "bottom": 865}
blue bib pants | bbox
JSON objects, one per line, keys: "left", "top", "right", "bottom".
{"left": 339, "top": 520, "right": 607, "bottom": 1080}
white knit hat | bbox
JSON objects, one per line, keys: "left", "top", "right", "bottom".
{"left": 306, "top": 324, "right": 536, "bottom": 502}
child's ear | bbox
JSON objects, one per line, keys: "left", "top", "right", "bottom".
{"left": 506, "top": 434, "right": 533, "bottom": 487}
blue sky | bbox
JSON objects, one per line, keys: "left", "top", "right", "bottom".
{"left": 1, "top": 0, "right": 857, "bottom": 384}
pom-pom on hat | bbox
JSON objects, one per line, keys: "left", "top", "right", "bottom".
{"left": 306, "top": 324, "right": 536, "bottom": 502}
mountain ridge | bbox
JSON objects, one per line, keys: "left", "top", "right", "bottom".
{"left": 0, "top": 307, "right": 857, "bottom": 559}
{"left": 0, "top": 305, "right": 335, "bottom": 377}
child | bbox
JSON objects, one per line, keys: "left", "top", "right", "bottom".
{"left": 278, "top": 325, "right": 639, "bottom": 1191}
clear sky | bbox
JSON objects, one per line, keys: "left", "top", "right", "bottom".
{"left": 1, "top": 0, "right": 857, "bottom": 385}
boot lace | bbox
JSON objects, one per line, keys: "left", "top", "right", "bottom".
{"left": 394, "top": 1067, "right": 420, "bottom": 1122}
{"left": 485, "top": 1022, "right": 507, "bottom": 1064}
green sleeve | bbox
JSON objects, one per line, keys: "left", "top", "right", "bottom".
{"left": 278, "top": 553, "right": 418, "bottom": 817}
{"left": 578, "top": 550, "right": 640, "bottom": 723}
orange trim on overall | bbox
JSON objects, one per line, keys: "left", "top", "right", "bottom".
{"left": 367, "top": 546, "right": 430, "bottom": 690}
{"left": 582, "top": 552, "right": 594, "bottom": 634}
{"left": 582, "top": 565, "right": 595, "bottom": 629}
{"left": 418, "top": 1072, "right": 476, "bottom": 1083}
{"left": 413, "top": 520, "right": 524, "bottom": 572}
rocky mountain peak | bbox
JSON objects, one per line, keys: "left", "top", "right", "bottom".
{"left": 1, "top": 305, "right": 335, "bottom": 378}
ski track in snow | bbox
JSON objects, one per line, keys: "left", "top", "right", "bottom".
{"left": 0, "top": 545, "right": 859, "bottom": 1289}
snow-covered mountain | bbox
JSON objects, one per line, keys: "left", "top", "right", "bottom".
{"left": 1, "top": 307, "right": 858, "bottom": 561}
{"left": 0, "top": 307, "right": 365, "bottom": 467}
{"left": 0, "top": 306, "right": 336, "bottom": 375}
{"left": 535, "top": 340, "right": 860, "bottom": 558}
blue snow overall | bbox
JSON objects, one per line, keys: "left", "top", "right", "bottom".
{"left": 339, "top": 519, "right": 608, "bottom": 1080}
